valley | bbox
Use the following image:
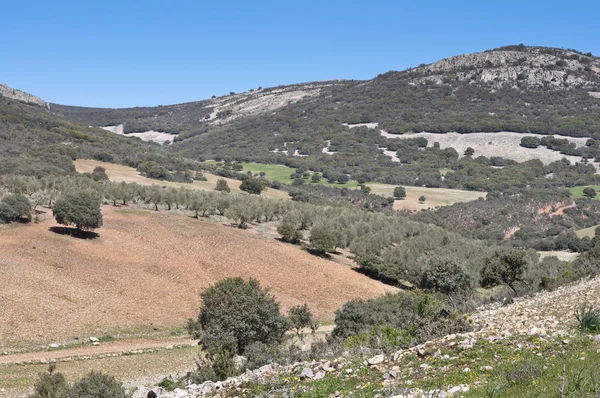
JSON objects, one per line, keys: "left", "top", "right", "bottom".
{"left": 2, "top": 42, "right": 600, "bottom": 398}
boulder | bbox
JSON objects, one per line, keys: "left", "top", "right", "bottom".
{"left": 367, "top": 354, "right": 384, "bottom": 365}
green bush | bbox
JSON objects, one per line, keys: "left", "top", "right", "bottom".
{"left": 189, "top": 278, "right": 288, "bottom": 354}
{"left": 243, "top": 341, "right": 286, "bottom": 370}
{"left": 68, "top": 371, "right": 128, "bottom": 398}
{"left": 520, "top": 136, "right": 541, "bottom": 148}
{"left": 28, "top": 365, "right": 69, "bottom": 398}
{"left": 333, "top": 292, "right": 470, "bottom": 348}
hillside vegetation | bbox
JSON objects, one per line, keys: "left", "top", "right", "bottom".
{"left": 45, "top": 45, "right": 600, "bottom": 190}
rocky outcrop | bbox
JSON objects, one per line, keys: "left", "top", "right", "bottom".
{"left": 0, "top": 83, "right": 46, "bottom": 107}
{"left": 412, "top": 47, "right": 600, "bottom": 90}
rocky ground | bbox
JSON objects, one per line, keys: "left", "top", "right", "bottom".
{"left": 133, "top": 275, "right": 600, "bottom": 397}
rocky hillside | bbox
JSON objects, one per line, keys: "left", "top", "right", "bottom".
{"left": 131, "top": 274, "right": 600, "bottom": 397}
{"left": 0, "top": 83, "right": 46, "bottom": 107}
{"left": 420, "top": 45, "right": 599, "bottom": 90}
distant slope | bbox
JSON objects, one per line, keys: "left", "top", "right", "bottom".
{"left": 49, "top": 80, "right": 350, "bottom": 135}
{"left": 0, "top": 206, "right": 396, "bottom": 346}
{"left": 0, "top": 94, "right": 196, "bottom": 177}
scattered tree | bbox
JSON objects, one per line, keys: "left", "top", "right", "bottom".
{"left": 480, "top": 248, "right": 528, "bottom": 294}
{"left": 215, "top": 178, "right": 231, "bottom": 193}
{"left": 188, "top": 278, "right": 288, "bottom": 354}
{"left": 0, "top": 194, "right": 31, "bottom": 223}
{"left": 421, "top": 257, "right": 472, "bottom": 296}
{"left": 418, "top": 195, "right": 426, "bottom": 203}
{"left": 393, "top": 186, "right": 407, "bottom": 199}
{"left": 288, "top": 304, "right": 315, "bottom": 337}
{"left": 52, "top": 191, "right": 102, "bottom": 231}
{"left": 91, "top": 166, "right": 109, "bottom": 181}
{"left": 583, "top": 187, "right": 597, "bottom": 198}
{"left": 240, "top": 178, "right": 265, "bottom": 195}
{"left": 464, "top": 147, "right": 475, "bottom": 156}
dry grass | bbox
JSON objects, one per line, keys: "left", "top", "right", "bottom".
{"left": 73, "top": 159, "right": 290, "bottom": 200}
{"left": 382, "top": 131, "right": 591, "bottom": 165}
{"left": 537, "top": 251, "right": 579, "bottom": 262}
{"left": 0, "top": 345, "right": 202, "bottom": 397}
{"left": 0, "top": 206, "right": 395, "bottom": 348}
{"left": 575, "top": 224, "right": 600, "bottom": 238}
{"left": 366, "top": 183, "right": 486, "bottom": 211}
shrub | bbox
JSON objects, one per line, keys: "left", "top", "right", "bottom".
{"left": 52, "top": 191, "right": 102, "bottom": 231}
{"left": 0, "top": 193, "right": 31, "bottom": 223}
{"left": 575, "top": 303, "right": 600, "bottom": 334}
{"left": 393, "top": 186, "right": 406, "bottom": 199}
{"left": 137, "top": 161, "right": 169, "bottom": 180}
{"left": 243, "top": 341, "right": 285, "bottom": 370}
{"left": 68, "top": 371, "right": 128, "bottom": 398}
{"left": 311, "top": 173, "right": 321, "bottom": 183}
{"left": 520, "top": 136, "right": 541, "bottom": 148}
{"left": 28, "top": 364, "right": 69, "bottom": 398}
{"left": 421, "top": 256, "right": 472, "bottom": 295}
{"left": 333, "top": 292, "right": 469, "bottom": 347}
{"left": 189, "top": 278, "right": 288, "bottom": 354}
{"left": 418, "top": 195, "right": 426, "bottom": 203}
{"left": 215, "top": 178, "right": 231, "bottom": 193}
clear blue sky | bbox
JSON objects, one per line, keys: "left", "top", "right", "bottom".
{"left": 2, "top": 0, "right": 598, "bottom": 108}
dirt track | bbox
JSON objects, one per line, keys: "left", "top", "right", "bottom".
{"left": 0, "top": 206, "right": 394, "bottom": 347}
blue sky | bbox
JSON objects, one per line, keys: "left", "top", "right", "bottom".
{"left": 2, "top": 0, "right": 598, "bottom": 108}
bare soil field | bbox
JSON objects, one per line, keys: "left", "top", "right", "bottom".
{"left": 0, "top": 206, "right": 395, "bottom": 348}
{"left": 366, "top": 183, "right": 486, "bottom": 211}
{"left": 74, "top": 159, "right": 290, "bottom": 200}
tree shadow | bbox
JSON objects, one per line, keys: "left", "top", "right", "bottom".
{"left": 305, "top": 248, "right": 331, "bottom": 258}
{"left": 352, "top": 267, "right": 403, "bottom": 288}
{"left": 49, "top": 226, "right": 99, "bottom": 240}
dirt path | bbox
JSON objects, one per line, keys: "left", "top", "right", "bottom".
{"left": 0, "top": 336, "right": 196, "bottom": 365}
{"left": 0, "top": 325, "right": 336, "bottom": 366}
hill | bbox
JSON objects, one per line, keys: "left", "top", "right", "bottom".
{"left": 43, "top": 45, "right": 600, "bottom": 191}
{"left": 0, "top": 205, "right": 395, "bottom": 347}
